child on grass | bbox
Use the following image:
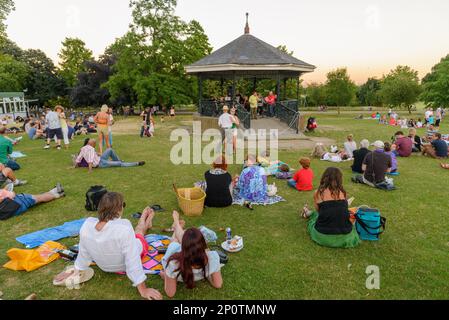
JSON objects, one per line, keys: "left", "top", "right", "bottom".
{"left": 288, "top": 157, "right": 314, "bottom": 192}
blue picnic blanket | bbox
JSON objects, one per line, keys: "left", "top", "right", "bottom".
{"left": 16, "top": 218, "right": 87, "bottom": 248}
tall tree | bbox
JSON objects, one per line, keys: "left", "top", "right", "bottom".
{"left": 70, "top": 54, "right": 115, "bottom": 107}
{"left": 357, "top": 77, "right": 382, "bottom": 106}
{"left": 379, "top": 65, "right": 421, "bottom": 113}
{"left": 305, "top": 83, "right": 327, "bottom": 107}
{"left": 325, "top": 68, "right": 356, "bottom": 114}
{"left": 21, "top": 49, "right": 66, "bottom": 105}
{"left": 0, "top": 53, "right": 28, "bottom": 91}
{"left": 105, "top": 0, "right": 212, "bottom": 107}
{"left": 0, "top": 0, "right": 14, "bottom": 38}
{"left": 421, "top": 54, "right": 449, "bottom": 108}
{"left": 58, "top": 37, "right": 93, "bottom": 87}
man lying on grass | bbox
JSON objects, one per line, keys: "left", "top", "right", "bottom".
{"left": 73, "top": 138, "right": 145, "bottom": 173}
{"left": 0, "top": 183, "right": 65, "bottom": 220}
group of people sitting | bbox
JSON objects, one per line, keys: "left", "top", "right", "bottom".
{"left": 53, "top": 192, "right": 222, "bottom": 300}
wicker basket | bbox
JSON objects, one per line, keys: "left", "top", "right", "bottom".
{"left": 173, "top": 184, "right": 206, "bottom": 217}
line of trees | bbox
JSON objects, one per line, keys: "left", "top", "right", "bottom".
{"left": 1, "top": 0, "right": 449, "bottom": 111}
{"left": 305, "top": 60, "right": 449, "bottom": 112}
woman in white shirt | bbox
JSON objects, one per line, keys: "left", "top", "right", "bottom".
{"left": 160, "top": 211, "right": 223, "bottom": 298}
{"left": 54, "top": 192, "right": 162, "bottom": 300}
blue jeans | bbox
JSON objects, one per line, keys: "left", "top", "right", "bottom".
{"left": 269, "top": 104, "right": 275, "bottom": 117}
{"left": 98, "top": 149, "right": 139, "bottom": 168}
{"left": 288, "top": 179, "right": 297, "bottom": 189}
{"left": 6, "top": 159, "right": 20, "bottom": 171}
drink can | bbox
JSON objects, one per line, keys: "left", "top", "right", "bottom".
{"left": 226, "top": 228, "right": 232, "bottom": 241}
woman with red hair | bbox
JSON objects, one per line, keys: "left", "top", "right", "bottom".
{"left": 161, "top": 211, "right": 223, "bottom": 298}
{"left": 204, "top": 155, "right": 233, "bottom": 207}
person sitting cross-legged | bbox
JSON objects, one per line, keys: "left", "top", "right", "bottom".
{"left": 0, "top": 183, "right": 65, "bottom": 219}
{"left": 422, "top": 133, "right": 448, "bottom": 159}
{"left": 302, "top": 167, "right": 360, "bottom": 249}
{"left": 288, "top": 157, "right": 314, "bottom": 192}
{"left": 74, "top": 138, "right": 145, "bottom": 173}
{"left": 160, "top": 211, "right": 223, "bottom": 298}
{"left": 353, "top": 141, "right": 394, "bottom": 190}
{"left": 54, "top": 192, "right": 163, "bottom": 300}
{"left": 351, "top": 139, "right": 370, "bottom": 174}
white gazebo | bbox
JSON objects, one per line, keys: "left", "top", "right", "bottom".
{"left": 0, "top": 92, "right": 36, "bottom": 119}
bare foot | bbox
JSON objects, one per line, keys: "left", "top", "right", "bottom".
{"left": 172, "top": 210, "right": 180, "bottom": 225}
{"left": 142, "top": 207, "right": 155, "bottom": 229}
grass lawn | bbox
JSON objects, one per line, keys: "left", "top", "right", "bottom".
{"left": 1, "top": 112, "right": 448, "bottom": 300}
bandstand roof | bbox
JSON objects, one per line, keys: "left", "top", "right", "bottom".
{"left": 185, "top": 14, "right": 316, "bottom": 77}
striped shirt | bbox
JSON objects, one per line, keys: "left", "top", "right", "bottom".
{"left": 76, "top": 145, "right": 100, "bottom": 167}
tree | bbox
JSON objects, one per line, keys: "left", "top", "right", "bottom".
{"left": 58, "top": 37, "right": 93, "bottom": 87}
{"left": 357, "top": 77, "right": 382, "bottom": 106}
{"left": 305, "top": 83, "right": 327, "bottom": 107}
{"left": 325, "top": 68, "right": 356, "bottom": 114}
{"left": 0, "top": 37, "right": 22, "bottom": 58}
{"left": 104, "top": 0, "right": 212, "bottom": 108}
{"left": 379, "top": 65, "right": 421, "bottom": 113}
{"left": 21, "top": 49, "right": 66, "bottom": 105}
{"left": 70, "top": 55, "right": 115, "bottom": 107}
{"left": 0, "top": 0, "right": 14, "bottom": 38}
{"left": 421, "top": 54, "right": 449, "bottom": 108}
{"left": 0, "top": 53, "right": 28, "bottom": 91}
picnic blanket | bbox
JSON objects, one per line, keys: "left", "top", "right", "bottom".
{"left": 232, "top": 192, "right": 285, "bottom": 206}
{"left": 10, "top": 151, "right": 26, "bottom": 159}
{"left": 142, "top": 235, "right": 172, "bottom": 275}
{"left": 16, "top": 219, "right": 87, "bottom": 249}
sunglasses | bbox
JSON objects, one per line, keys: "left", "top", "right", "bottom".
{"left": 123, "top": 202, "right": 127, "bottom": 209}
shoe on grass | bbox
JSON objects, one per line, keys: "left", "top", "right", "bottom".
{"left": 138, "top": 161, "right": 146, "bottom": 166}
{"left": 13, "top": 179, "right": 27, "bottom": 187}
{"left": 44, "top": 145, "right": 50, "bottom": 149}
{"left": 56, "top": 182, "right": 64, "bottom": 195}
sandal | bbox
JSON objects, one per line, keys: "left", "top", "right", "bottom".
{"left": 150, "top": 205, "right": 165, "bottom": 212}
{"left": 53, "top": 266, "right": 94, "bottom": 287}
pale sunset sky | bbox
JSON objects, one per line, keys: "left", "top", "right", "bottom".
{"left": 6, "top": 0, "right": 449, "bottom": 85}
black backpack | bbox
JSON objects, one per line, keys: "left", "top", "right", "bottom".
{"left": 85, "top": 186, "right": 108, "bottom": 212}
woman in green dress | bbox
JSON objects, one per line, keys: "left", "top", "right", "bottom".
{"left": 302, "top": 167, "right": 360, "bottom": 249}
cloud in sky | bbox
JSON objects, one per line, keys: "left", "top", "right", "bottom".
{"left": 6, "top": 0, "right": 449, "bottom": 84}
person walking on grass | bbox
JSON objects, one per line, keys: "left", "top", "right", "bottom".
{"left": 44, "top": 107, "right": 63, "bottom": 150}
{"left": 55, "top": 106, "right": 70, "bottom": 150}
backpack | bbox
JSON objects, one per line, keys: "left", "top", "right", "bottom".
{"left": 0, "top": 198, "right": 21, "bottom": 221}
{"left": 355, "top": 206, "right": 386, "bottom": 241}
{"left": 85, "top": 186, "right": 108, "bottom": 212}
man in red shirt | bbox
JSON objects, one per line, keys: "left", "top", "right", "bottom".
{"left": 288, "top": 158, "right": 314, "bottom": 191}
{"left": 264, "top": 91, "right": 277, "bottom": 117}
{"left": 394, "top": 131, "right": 413, "bottom": 157}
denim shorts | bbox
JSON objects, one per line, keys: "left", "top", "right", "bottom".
{"left": 13, "top": 194, "right": 37, "bottom": 216}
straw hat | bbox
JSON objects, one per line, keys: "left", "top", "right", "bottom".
{"left": 55, "top": 105, "right": 64, "bottom": 112}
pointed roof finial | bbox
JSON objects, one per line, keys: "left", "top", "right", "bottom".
{"left": 244, "top": 12, "right": 250, "bottom": 34}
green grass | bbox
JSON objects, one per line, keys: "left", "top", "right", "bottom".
{"left": 1, "top": 113, "right": 449, "bottom": 300}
